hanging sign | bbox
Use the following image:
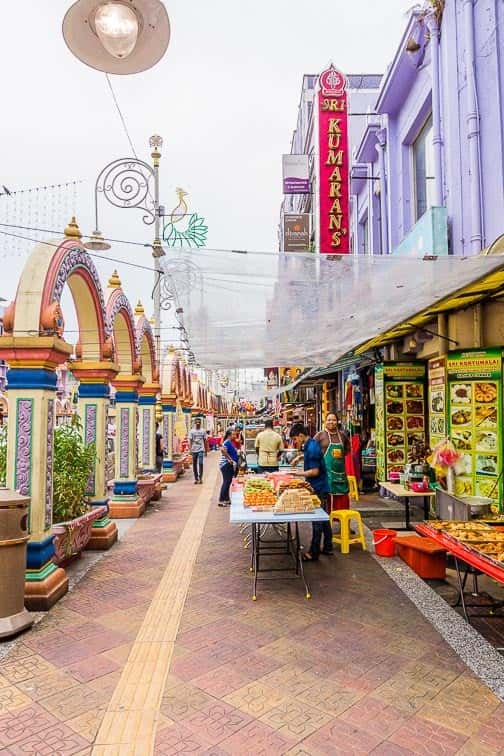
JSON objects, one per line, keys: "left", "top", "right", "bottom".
{"left": 283, "top": 213, "right": 310, "bottom": 252}
{"left": 282, "top": 155, "right": 310, "bottom": 194}
{"left": 318, "top": 65, "right": 350, "bottom": 254}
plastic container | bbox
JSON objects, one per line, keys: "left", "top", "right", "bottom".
{"left": 395, "top": 535, "right": 447, "bottom": 579}
{"left": 373, "top": 528, "right": 397, "bottom": 557}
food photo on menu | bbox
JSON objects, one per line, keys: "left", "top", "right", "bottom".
{"left": 406, "top": 383, "right": 423, "bottom": 398}
{"left": 386, "top": 384, "right": 403, "bottom": 399}
{"left": 452, "top": 429, "right": 473, "bottom": 451}
{"left": 455, "top": 477, "right": 473, "bottom": 496}
{"left": 475, "top": 405, "right": 497, "bottom": 428}
{"left": 474, "top": 382, "right": 498, "bottom": 403}
{"left": 451, "top": 383, "right": 471, "bottom": 404}
{"left": 407, "top": 416, "right": 424, "bottom": 430}
{"left": 451, "top": 408, "right": 472, "bottom": 426}
{"left": 431, "top": 390, "right": 445, "bottom": 413}
{"left": 475, "top": 430, "right": 498, "bottom": 452}
{"left": 387, "top": 400, "right": 404, "bottom": 415}
{"left": 476, "top": 454, "right": 498, "bottom": 476}
{"left": 387, "top": 416, "right": 404, "bottom": 430}
{"left": 406, "top": 399, "right": 423, "bottom": 414}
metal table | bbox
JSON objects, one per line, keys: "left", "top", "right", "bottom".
{"left": 229, "top": 491, "right": 329, "bottom": 600}
{"left": 379, "top": 481, "right": 435, "bottom": 530}
{"left": 416, "top": 523, "right": 504, "bottom": 624}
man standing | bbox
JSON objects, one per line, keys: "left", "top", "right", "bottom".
{"left": 189, "top": 418, "right": 208, "bottom": 484}
{"left": 290, "top": 422, "right": 331, "bottom": 561}
{"left": 315, "top": 413, "right": 350, "bottom": 509}
{"left": 255, "top": 419, "right": 283, "bottom": 473}
{"left": 155, "top": 422, "right": 164, "bottom": 474}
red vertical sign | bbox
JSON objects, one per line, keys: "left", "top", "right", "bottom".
{"left": 318, "top": 65, "right": 350, "bottom": 254}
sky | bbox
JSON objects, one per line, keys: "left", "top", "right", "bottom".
{"left": 0, "top": 0, "right": 411, "bottom": 351}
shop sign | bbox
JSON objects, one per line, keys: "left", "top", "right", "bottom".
{"left": 428, "top": 357, "right": 447, "bottom": 447}
{"left": 283, "top": 214, "right": 310, "bottom": 252}
{"left": 264, "top": 368, "right": 279, "bottom": 390}
{"left": 318, "top": 65, "right": 350, "bottom": 254}
{"left": 383, "top": 363, "right": 426, "bottom": 380}
{"left": 282, "top": 154, "right": 310, "bottom": 194}
{"left": 447, "top": 350, "right": 502, "bottom": 380}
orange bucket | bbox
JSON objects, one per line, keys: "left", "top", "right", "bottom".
{"left": 373, "top": 529, "right": 397, "bottom": 557}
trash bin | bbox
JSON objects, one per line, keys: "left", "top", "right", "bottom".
{"left": 0, "top": 488, "right": 33, "bottom": 639}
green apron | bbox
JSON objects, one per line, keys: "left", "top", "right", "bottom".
{"left": 324, "top": 431, "right": 349, "bottom": 495}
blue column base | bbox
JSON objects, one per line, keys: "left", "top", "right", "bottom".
{"left": 27, "top": 535, "right": 55, "bottom": 570}
{"left": 90, "top": 498, "right": 110, "bottom": 513}
{"left": 162, "top": 460, "right": 174, "bottom": 469}
{"left": 113, "top": 480, "right": 138, "bottom": 496}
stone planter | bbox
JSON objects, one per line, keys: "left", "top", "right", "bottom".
{"left": 137, "top": 474, "right": 162, "bottom": 504}
{"left": 52, "top": 505, "right": 107, "bottom": 566}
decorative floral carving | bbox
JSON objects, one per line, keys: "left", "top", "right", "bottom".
{"left": 15, "top": 399, "right": 33, "bottom": 497}
{"left": 107, "top": 291, "right": 140, "bottom": 361}
{"left": 85, "top": 404, "right": 97, "bottom": 496}
{"left": 120, "top": 407, "right": 129, "bottom": 478}
{"left": 142, "top": 408, "right": 151, "bottom": 466}
{"left": 45, "top": 399, "right": 55, "bottom": 529}
{"left": 162, "top": 414, "right": 169, "bottom": 454}
{"left": 49, "top": 246, "right": 110, "bottom": 336}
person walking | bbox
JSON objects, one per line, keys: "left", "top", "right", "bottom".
{"left": 155, "top": 422, "right": 164, "bottom": 474}
{"left": 218, "top": 429, "right": 238, "bottom": 506}
{"left": 289, "top": 422, "right": 331, "bottom": 561}
{"left": 189, "top": 418, "right": 208, "bottom": 484}
{"left": 255, "top": 419, "right": 283, "bottom": 473}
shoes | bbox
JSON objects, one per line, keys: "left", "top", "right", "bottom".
{"left": 218, "top": 500, "right": 230, "bottom": 507}
{"left": 199, "top": 480, "right": 203, "bottom": 485}
{"left": 194, "top": 480, "right": 199, "bottom": 485}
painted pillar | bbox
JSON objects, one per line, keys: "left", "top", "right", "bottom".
{"left": 376, "top": 129, "right": 389, "bottom": 254}
{"left": 425, "top": 13, "right": 444, "bottom": 208}
{"left": 109, "top": 378, "right": 144, "bottom": 518}
{"left": 161, "top": 395, "right": 177, "bottom": 482}
{"left": 183, "top": 406, "right": 192, "bottom": 437}
{"left": 462, "top": 0, "right": 483, "bottom": 252}
{"left": 138, "top": 385, "right": 158, "bottom": 472}
{"left": 0, "top": 337, "right": 71, "bottom": 611}
{"left": 72, "top": 362, "right": 119, "bottom": 550}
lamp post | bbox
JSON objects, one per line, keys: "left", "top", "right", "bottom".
{"left": 62, "top": 0, "right": 170, "bottom": 75}
{"left": 84, "top": 136, "right": 165, "bottom": 368}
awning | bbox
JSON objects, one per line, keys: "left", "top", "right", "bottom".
{"left": 297, "top": 353, "right": 376, "bottom": 383}
{"left": 356, "top": 266, "right": 504, "bottom": 354}
{"left": 160, "top": 249, "right": 504, "bottom": 369}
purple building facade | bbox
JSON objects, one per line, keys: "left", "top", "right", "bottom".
{"left": 353, "top": 1, "right": 504, "bottom": 256}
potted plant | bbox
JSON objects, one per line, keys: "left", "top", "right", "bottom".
{"left": 52, "top": 416, "right": 106, "bottom": 565}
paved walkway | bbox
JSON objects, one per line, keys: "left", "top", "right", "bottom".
{"left": 0, "top": 457, "right": 503, "bottom": 754}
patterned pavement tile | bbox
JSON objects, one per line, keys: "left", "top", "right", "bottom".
{"left": 101, "top": 642, "right": 133, "bottom": 665}
{"left": 0, "top": 685, "right": 32, "bottom": 715}
{"left": 181, "top": 700, "right": 252, "bottom": 746}
{"left": 224, "top": 680, "right": 287, "bottom": 718}
{"left": 259, "top": 699, "right": 332, "bottom": 744}
{"left": 369, "top": 661, "right": 460, "bottom": 715}
{"left": 0, "top": 643, "right": 36, "bottom": 663}
{"left": 39, "top": 684, "right": 108, "bottom": 722}
{"left": 295, "top": 678, "right": 366, "bottom": 718}
{"left": 301, "top": 718, "right": 384, "bottom": 755}
{"left": 171, "top": 641, "right": 251, "bottom": 682}
{"left": 258, "top": 665, "right": 322, "bottom": 698}
{"left": 66, "top": 706, "right": 107, "bottom": 742}
{"left": 1, "top": 654, "right": 58, "bottom": 684}
{"left": 0, "top": 703, "right": 60, "bottom": 748}
{"left": 4, "top": 721, "right": 90, "bottom": 755}
{"left": 388, "top": 716, "right": 468, "bottom": 754}
{"left": 218, "top": 719, "right": 292, "bottom": 755}
{"left": 16, "top": 670, "right": 80, "bottom": 701}
{"left": 86, "top": 669, "right": 122, "bottom": 694}
{"left": 154, "top": 722, "right": 208, "bottom": 755}
{"left": 65, "top": 653, "right": 119, "bottom": 683}
{"left": 192, "top": 665, "right": 255, "bottom": 698}
{"left": 417, "top": 675, "right": 500, "bottom": 736}
{"left": 370, "top": 743, "right": 415, "bottom": 755}
{"left": 160, "top": 679, "right": 214, "bottom": 722}
{"left": 340, "top": 696, "right": 413, "bottom": 739}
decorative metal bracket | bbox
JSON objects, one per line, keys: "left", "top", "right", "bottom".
{"left": 93, "top": 157, "right": 157, "bottom": 234}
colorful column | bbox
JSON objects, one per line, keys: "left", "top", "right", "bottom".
{"left": 138, "top": 385, "right": 158, "bottom": 472}
{"left": 72, "top": 362, "right": 119, "bottom": 550}
{"left": 183, "top": 405, "right": 192, "bottom": 437}
{"left": 0, "top": 337, "right": 71, "bottom": 611}
{"left": 161, "top": 396, "right": 177, "bottom": 482}
{"left": 109, "top": 378, "right": 144, "bottom": 518}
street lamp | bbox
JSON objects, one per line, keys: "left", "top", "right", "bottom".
{"left": 62, "top": 0, "right": 170, "bottom": 74}
{"left": 84, "top": 136, "right": 165, "bottom": 368}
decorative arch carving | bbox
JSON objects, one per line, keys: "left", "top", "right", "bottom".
{"left": 136, "top": 316, "right": 157, "bottom": 384}
{"left": 106, "top": 290, "right": 139, "bottom": 375}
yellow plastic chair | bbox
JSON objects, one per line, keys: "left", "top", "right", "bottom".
{"left": 330, "top": 509, "right": 366, "bottom": 554}
{"left": 347, "top": 475, "right": 359, "bottom": 502}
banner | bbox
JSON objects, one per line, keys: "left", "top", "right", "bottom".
{"left": 283, "top": 214, "right": 310, "bottom": 252}
{"left": 282, "top": 154, "right": 310, "bottom": 194}
{"left": 264, "top": 368, "right": 279, "bottom": 391}
{"left": 318, "top": 65, "right": 350, "bottom": 254}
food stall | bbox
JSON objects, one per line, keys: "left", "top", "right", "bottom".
{"left": 375, "top": 362, "right": 427, "bottom": 481}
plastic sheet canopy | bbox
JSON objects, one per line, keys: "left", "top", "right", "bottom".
{"left": 160, "top": 250, "right": 504, "bottom": 369}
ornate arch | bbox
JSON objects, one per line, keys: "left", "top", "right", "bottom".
{"left": 3, "top": 238, "right": 109, "bottom": 360}
{"left": 135, "top": 310, "right": 157, "bottom": 384}
{"left": 106, "top": 283, "right": 139, "bottom": 376}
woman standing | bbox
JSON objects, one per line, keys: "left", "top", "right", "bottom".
{"left": 315, "top": 413, "right": 350, "bottom": 510}
{"left": 218, "top": 429, "right": 238, "bottom": 506}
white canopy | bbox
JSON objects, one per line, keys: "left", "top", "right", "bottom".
{"left": 160, "top": 250, "right": 504, "bottom": 369}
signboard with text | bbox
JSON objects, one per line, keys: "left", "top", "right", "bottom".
{"left": 282, "top": 154, "right": 310, "bottom": 194}
{"left": 283, "top": 213, "right": 310, "bottom": 252}
{"left": 318, "top": 65, "right": 350, "bottom": 254}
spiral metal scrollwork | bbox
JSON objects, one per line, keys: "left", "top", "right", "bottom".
{"left": 95, "top": 158, "right": 156, "bottom": 226}
{"left": 159, "top": 257, "right": 202, "bottom": 311}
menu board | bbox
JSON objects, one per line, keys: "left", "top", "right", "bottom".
{"left": 428, "top": 357, "right": 447, "bottom": 448}
{"left": 375, "top": 365, "right": 385, "bottom": 480}
{"left": 376, "top": 362, "right": 426, "bottom": 479}
{"left": 447, "top": 349, "right": 502, "bottom": 508}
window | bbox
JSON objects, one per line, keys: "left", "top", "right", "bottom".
{"left": 360, "top": 215, "right": 369, "bottom": 254}
{"left": 413, "top": 115, "right": 435, "bottom": 221}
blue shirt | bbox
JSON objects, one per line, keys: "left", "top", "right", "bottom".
{"left": 303, "top": 437, "right": 329, "bottom": 495}
{"left": 220, "top": 439, "right": 239, "bottom": 468}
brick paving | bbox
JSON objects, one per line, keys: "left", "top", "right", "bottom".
{"left": 0, "top": 457, "right": 503, "bottom": 754}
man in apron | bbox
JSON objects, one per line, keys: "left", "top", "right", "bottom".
{"left": 315, "top": 414, "right": 351, "bottom": 542}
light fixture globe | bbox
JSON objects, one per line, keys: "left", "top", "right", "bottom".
{"left": 62, "top": 0, "right": 170, "bottom": 75}
{"left": 84, "top": 230, "right": 111, "bottom": 251}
